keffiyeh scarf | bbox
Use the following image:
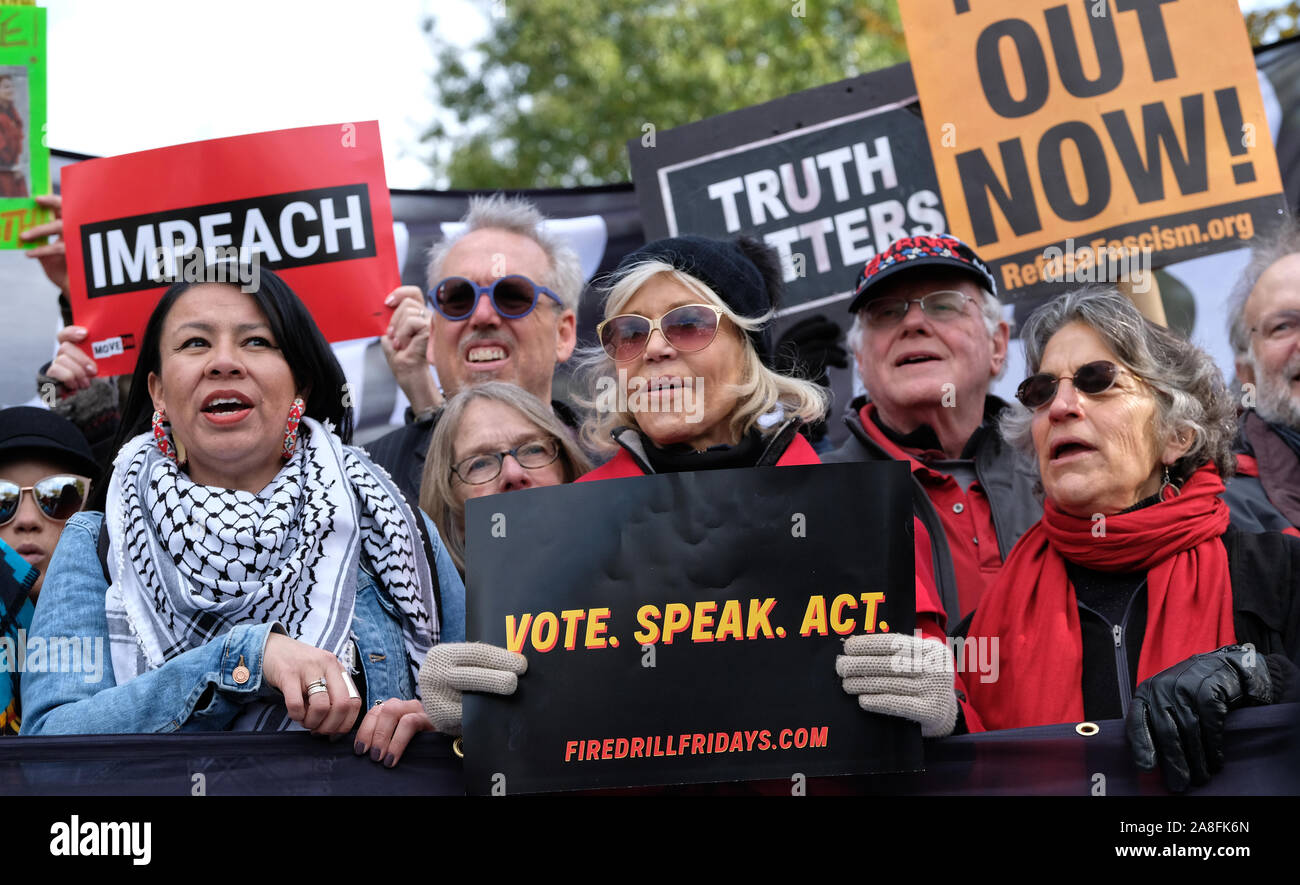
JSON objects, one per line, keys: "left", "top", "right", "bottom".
{"left": 104, "top": 417, "right": 438, "bottom": 729}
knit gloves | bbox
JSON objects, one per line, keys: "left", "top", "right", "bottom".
{"left": 1127, "top": 644, "right": 1274, "bottom": 792}
{"left": 836, "top": 633, "right": 958, "bottom": 737}
{"left": 418, "top": 642, "right": 528, "bottom": 736}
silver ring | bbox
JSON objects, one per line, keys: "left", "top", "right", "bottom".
{"left": 306, "top": 678, "right": 329, "bottom": 697}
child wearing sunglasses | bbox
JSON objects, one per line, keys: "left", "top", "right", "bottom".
{"left": 0, "top": 407, "right": 97, "bottom": 734}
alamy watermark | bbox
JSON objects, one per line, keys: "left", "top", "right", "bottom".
{"left": 0, "top": 629, "right": 104, "bottom": 683}
{"left": 595, "top": 369, "right": 706, "bottom": 424}
{"left": 1039, "top": 238, "right": 1152, "bottom": 293}
{"left": 147, "top": 245, "right": 261, "bottom": 293}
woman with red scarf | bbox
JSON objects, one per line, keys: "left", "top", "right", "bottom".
{"left": 963, "top": 287, "right": 1300, "bottom": 791}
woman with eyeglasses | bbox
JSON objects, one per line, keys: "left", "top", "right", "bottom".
{"left": 20, "top": 267, "right": 464, "bottom": 769}
{"left": 0, "top": 408, "right": 98, "bottom": 734}
{"left": 420, "top": 382, "right": 592, "bottom": 575}
{"left": 419, "top": 236, "right": 979, "bottom": 748}
{"left": 952, "top": 287, "right": 1300, "bottom": 791}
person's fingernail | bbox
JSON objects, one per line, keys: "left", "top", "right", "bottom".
{"left": 71, "top": 326, "right": 86, "bottom": 335}
{"left": 370, "top": 746, "right": 382, "bottom": 762}
{"left": 354, "top": 741, "right": 367, "bottom": 756}
{"left": 383, "top": 753, "right": 396, "bottom": 768}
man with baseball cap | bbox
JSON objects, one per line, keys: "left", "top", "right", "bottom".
{"left": 824, "top": 234, "right": 1040, "bottom": 627}
{"left": 0, "top": 406, "right": 98, "bottom": 733}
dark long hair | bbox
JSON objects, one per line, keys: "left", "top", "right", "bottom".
{"left": 88, "top": 265, "right": 353, "bottom": 509}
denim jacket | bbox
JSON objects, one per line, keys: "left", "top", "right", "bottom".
{"left": 20, "top": 511, "right": 464, "bottom": 734}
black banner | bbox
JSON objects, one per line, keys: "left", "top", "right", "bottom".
{"left": 461, "top": 461, "right": 920, "bottom": 794}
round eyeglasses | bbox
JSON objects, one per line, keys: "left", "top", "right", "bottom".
{"left": 451, "top": 438, "right": 562, "bottom": 485}
{"left": 427, "top": 275, "right": 563, "bottom": 321}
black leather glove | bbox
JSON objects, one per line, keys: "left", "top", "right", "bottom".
{"left": 1126, "top": 644, "right": 1274, "bottom": 792}
{"left": 774, "top": 314, "right": 848, "bottom": 388}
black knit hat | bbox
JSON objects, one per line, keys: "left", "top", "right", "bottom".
{"left": 614, "top": 235, "right": 781, "bottom": 363}
{"left": 0, "top": 407, "right": 99, "bottom": 478}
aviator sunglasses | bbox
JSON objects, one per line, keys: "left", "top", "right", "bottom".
{"left": 1015, "top": 360, "right": 1134, "bottom": 410}
{"left": 0, "top": 475, "right": 90, "bottom": 526}
{"left": 427, "top": 275, "right": 563, "bottom": 321}
{"left": 597, "top": 304, "right": 726, "bottom": 362}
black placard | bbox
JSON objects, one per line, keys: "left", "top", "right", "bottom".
{"left": 462, "top": 461, "right": 920, "bottom": 794}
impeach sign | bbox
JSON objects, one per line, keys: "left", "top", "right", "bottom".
{"left": 900, "top": 0, "right": 1287, "bottom": 301}
{"left": 462, "top": 462, "right": 922, "bottom": 795}
{"left": 63, "top": 122, "right": 399, "bottom": 375}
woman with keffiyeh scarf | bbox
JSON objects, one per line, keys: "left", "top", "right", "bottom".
{"left": 21, "top": 267, "right": 464, "bottom": 770}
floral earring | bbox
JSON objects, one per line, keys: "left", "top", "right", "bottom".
{"left": 282, "top": 397, "right": 305, "bottom": 460}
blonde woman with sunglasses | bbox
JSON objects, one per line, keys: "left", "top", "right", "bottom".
{"left": 419, "top": 236, "right": 978, "bottom": 751}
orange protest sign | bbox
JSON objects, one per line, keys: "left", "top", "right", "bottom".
{"left": 899, "top": 0, "right": 1286, "bottom": 300}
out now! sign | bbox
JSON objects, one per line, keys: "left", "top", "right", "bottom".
{"left": 899, "top": 0, "right": 1287, "bottom": 301}
{"left": 62, "top": 122, "right": 398, "bottom": 375}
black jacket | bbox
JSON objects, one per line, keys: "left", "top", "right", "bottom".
{"left": 1223, "top": 410, "right": 1300, "bottom": 533}
{"left": 823, "top": 394, "right": 1041, "bottom": 628}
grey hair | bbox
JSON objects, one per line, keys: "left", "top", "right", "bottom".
{"left": 572, "top": 261, "right": 829, "bottom": 455}
{"left": 425, "top": 193, "right": 585, "bottom": 313}
{"left": 1000, "top": 286, "right": 1236, "bottom": 486}
{"left": 1227, "top": 213, "right": 1300, "bottom": 361}
{"left": 845, "top": 285, "right": 1009, "bottom": 378}
{"left": 419, "top": 381, "right": 593, "bottom": 573}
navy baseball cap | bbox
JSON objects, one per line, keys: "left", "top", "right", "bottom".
{"left": 847, "top": 234, "right": 997, "bottom": 314}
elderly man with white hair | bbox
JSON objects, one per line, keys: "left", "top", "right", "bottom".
{"left": 1224, "top": 216, "right": 1300, "bottom": 536}
{"left": 824, "top": 234, "right": 1041, "bottom": 627}
{"left": 367, "top": 194, "right": 585, "bottom": 509}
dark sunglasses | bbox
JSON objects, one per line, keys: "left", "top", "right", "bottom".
{"left": 1016, "top": 360, "right": 1132, "bottom": 410}
{"left": 451, "top": 438, "right": 561, "bottom": 485}
{"left": 0, "top": 475, "right": 90, "bottom": 526}
{"left": 427, "top": 275, "right": 563, "bottom": 321}
{"left": 596, "top": 304, "right": 726, "bottom": 362}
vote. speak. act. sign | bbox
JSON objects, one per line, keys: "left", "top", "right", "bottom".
{"left": 899, "top": 0, "right": 1287, "bottom": 303}
{"left": 63, "top": 122, "right": 399, "bottom": 376}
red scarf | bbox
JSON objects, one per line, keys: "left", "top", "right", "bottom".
{"left": 966, "top": 464, "right": 1236, "bottom": 730}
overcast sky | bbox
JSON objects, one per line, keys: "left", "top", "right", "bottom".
{"left": 45, "top": 0, "right": 487, "bottom": 188}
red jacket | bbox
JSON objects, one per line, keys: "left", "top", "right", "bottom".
{"left": 579, "top": 422, "right": 983, "bottom": 732}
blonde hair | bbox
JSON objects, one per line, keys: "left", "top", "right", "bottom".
{"left": 420, "top": 382, "right": 592, "bottom": 573}
{"left": 574, "top": 261, "right": 829, "bottom": 454}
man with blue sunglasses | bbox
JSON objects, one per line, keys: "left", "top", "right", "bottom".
{"left": 368, "top": 195, "right": 583, "bottom": 508}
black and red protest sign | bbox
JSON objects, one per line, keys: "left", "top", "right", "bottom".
{"left": 62, "top": 122, "right": 398, "bottom": 375}
{"left": 462, "top": 462, "right": 921, "bottom": 795}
